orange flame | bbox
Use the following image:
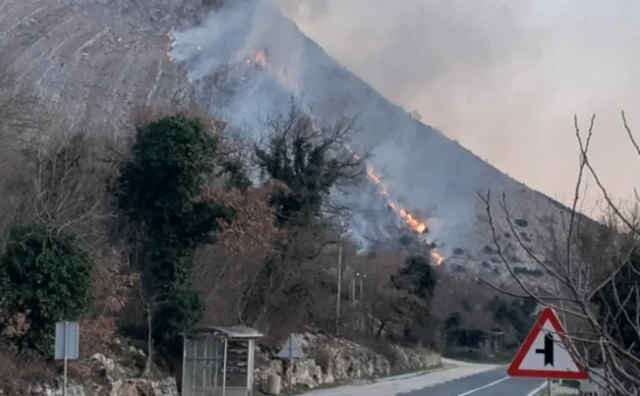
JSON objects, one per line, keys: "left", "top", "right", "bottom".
{"left": 253, "top": 51, "right": 267, "bottom": 67}
{"left": 366, "top": 166, "right": 427, "bottom": 234}
{"left": 244, "top": 51, "right": 300, "bottom": 91}
{"left": 167, "top": 33, "right": 176, "bottom": 62}
{"left": 165, "top": 38, "right": 443, "bottom": 265}
{"left": 348, "top": 147, "right": 444, "bottom": 266}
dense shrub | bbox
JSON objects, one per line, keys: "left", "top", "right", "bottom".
{"left": 0, "top": 223, "right": 93, "bottom": 353}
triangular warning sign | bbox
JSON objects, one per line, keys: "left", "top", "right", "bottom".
{"left": 508, "top": 307, "right": 589, "bottom": 380}
{"left": 276, "top": 334, "right": 305, "bottom": 360}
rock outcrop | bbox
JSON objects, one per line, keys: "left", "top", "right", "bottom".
{"left": 17, "top": 353, "right": 179, "bottom": 396}
{"left": 7, "top": 334, "right": 440, "bottom": 395}
{"left": 255, "top": 333, "right": 441, "bottom": 392}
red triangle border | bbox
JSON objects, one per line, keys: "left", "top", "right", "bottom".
{"left": 507, "top": 307, "right": 589, "bottom": 380}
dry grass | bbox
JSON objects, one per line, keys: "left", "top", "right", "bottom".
{"left": 130, "top": 103, "right": 226, "bottom": 134}
{"left": 0, "top": 349, "right": 54, "bottom": 393}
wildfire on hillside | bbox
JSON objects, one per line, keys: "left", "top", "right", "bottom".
{"left": 166, "top": 35, "right": 444, "bottom": 266}
{"left": 347, "top": 148, "right": 444, "bottom": 266}
{"left": 167, "top": 32, "right": 176, "bottom": 62}
{"left": 243, "top": 50, "right": 300, "bottom": 91}
{"left": 251, "top": 51, "right": 266, "bottom": 67}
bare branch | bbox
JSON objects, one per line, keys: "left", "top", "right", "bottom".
{"left": 481, "top": 113, "right": 640, "bottom": 395}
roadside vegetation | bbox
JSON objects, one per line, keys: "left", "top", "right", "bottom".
{"left": 0, "top": 66, "right": 533, "bottom": 390}
{"left": 482, "top": 113, "right": 640, "bottom": 395}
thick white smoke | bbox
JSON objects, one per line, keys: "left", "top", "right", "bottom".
{"left": 169, "top": 0, "right": 525, "bottom": 250}
{"left": 172, "top": 0, "right": 628, "bottom": 255}
{"left": 272, "top": 0, "right": 640, "bottom": 207}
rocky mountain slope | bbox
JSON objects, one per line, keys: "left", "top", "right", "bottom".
{"left": 1, "top": 0, "right": 583, "bottom": 284}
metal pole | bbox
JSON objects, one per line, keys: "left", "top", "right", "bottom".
{"left": 202, "top": 336, "right": 208, "bottom": 390}
{"left": 181, "top": 337, "right": 187, "bottom": 396}
{"left": 191, "top": 338, "right": 197, "bottom": 392}
{"left": 222, "top": 338, "right": 228, "bottom": 396}
{"left": 247, "top": 339, "right": 254, "bottom": 396}
{"left": 288, "top": 338, "right": 293, "bottom": 396}
{"left": 547, "top": 380, "right": 552, "bottom": 396}
{"left": 351, "top": 278, "right": 356, "bottom": 303}
{"left": 359, "top": 277, "right": 363, "bottom": 301}
{"left": 214, "top": 338, "right": 219, "bottom": 391}
{"left": 335, "top": 225, "right": 343, "bottom": 335}
{"left": 63, "top": 321, "right": 68, "bottom": 396}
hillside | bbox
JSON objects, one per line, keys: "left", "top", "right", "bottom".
{"left": 170, "top": 0, "right": 585, "bottom": 284}
{"left": 1, "top": 0, "right": 583, "bottom": 284}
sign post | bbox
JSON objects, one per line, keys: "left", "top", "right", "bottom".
{"left": 276, "top": 334, "right": 305, "bottom": 395}
{"left": 55, "top": 321, "right": 80, "bottom": 396}
{"left": 507, "top": 307, "right": 588, "bottom": 395}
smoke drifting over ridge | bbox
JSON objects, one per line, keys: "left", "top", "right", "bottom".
{"left": 169, "top": 0, "right": 636, "bottom": 258}
{"left": 272, "top": 0, "right": 640, "bottom": 206}
{"left": 170, "top": 0, "right": 497, "bottom": 248}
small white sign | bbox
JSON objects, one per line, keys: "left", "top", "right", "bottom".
{"left": 55, "top": 321, "right": 79, "bottom": 360}
{"left": 276, "top": 334, "right": 305, "bottom": 360}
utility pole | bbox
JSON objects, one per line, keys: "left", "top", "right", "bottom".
{"left": 353, "top": 272, "right": 366, "bottom": 303}
{"left": 335, "top": 222, "right": 344, "bottom": 336}
{"left": 351, "top": 277, "right": 356, "bottom": 304}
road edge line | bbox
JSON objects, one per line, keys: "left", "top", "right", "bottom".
{"left": 453, "top": 376, "right": 510, "bottom": 396}
{"left": 525, "top": 381, "right": 549, "bottom": 396}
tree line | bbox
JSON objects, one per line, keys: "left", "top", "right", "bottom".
{"left": 0, "top": 66, "right": 537, "bottom": 387}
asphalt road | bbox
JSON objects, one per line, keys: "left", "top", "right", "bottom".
{"left": 399, "top": 367, "right": 546, "bottom": 396}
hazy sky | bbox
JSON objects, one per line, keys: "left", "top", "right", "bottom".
{"left": 271, "top": 0, "right": 640, "bottom": 209}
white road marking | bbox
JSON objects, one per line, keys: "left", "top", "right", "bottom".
{"left": 454, "top": 375, "right": 548, "bottom": 396}
{"left": 525, "top": 381, "right": 548, "bottom": 396}
{"left": 453, "top": 377, "right": 510, "bottom": 396}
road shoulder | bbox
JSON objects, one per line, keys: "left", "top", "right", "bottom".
{"left": 298, "top": 359, "right": 500, "bottom": 396}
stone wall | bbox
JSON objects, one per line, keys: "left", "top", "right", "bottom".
{"left": 7, "top": 334, "right": 440, "bottom": 395}
{"left": 2, "top": 353, "right": 179, "bottom": 396}
{"left": 255, "top": 333, "right": 441, "bottom": 392}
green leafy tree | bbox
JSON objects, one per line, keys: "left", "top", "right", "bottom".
{"left": 391, "top": 255, "right": 439, "bottom": 344}
{"left": 115, "top": 114, "right": 234, "bottom": 351}
{"left": 116, "top": 115, "right": 228, "bottom": 246}
{"left": 0, "top": 223, "right": 92, "bottom": 353}
{"left": 394, "top": 255, "right": 439, "bottom": 302}
{"left": 254, "top": 104, "right": 363, "bottom": 227}
{"left": 255, "top": 129, "right": 340, "bottom": 226}
{"left": 245, "top": 104, "right": 364, "bottom": 326}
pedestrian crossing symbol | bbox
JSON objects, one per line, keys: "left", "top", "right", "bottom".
{"left": 508, "top": 307, "right": 589, "bottom": 380}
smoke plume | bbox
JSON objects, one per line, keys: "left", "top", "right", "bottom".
{"left": 170, "top": 0, "right": 639, "bottom": 254}
{"left": 272, "top": 0, "right": 640, "bottom": 206}
{"left": 168, "top": 0, "right": 519, "bottom": 249}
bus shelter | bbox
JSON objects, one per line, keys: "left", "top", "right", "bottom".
{"left": 182, "top": 326, "right": 263, "bottom": 396}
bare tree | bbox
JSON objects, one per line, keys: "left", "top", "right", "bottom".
{"left": 362, "top": 252, "right": 408, "bottom": 338}
{"left": 26, "top": 111, "right": 120, "bottom": 248}
{"left": 135, "top": 280, "right": 170, "bottom": 378}
{"left": 0, "top": 63, "right": 43, "bottom": 248}
{"left": 193, "top": 182, "right": 282, "bottom": 325}
{"left": 479, "top": 112, "right": 640, "bottom": 395}
{"left": 81, "top": 247, "right": 138, "bottom": 357}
